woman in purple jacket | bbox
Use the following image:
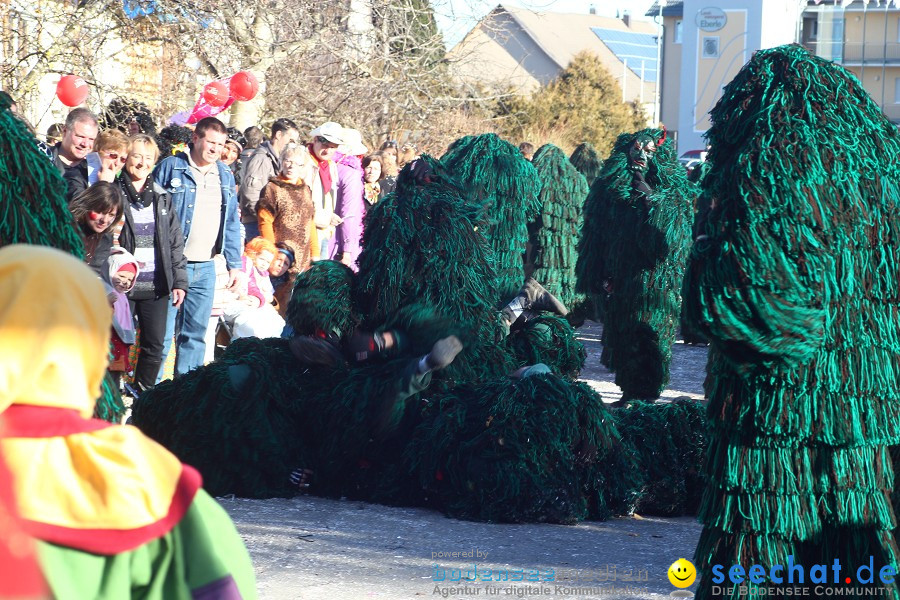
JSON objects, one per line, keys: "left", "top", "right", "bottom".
{"left": 327, "top": 128, "right": 368, "bottom": 271}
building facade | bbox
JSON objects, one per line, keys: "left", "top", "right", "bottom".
{"left": 801, "top": 2, "right": 900, "bottom": 123}
{"left": 648, "top": 0, "right": 803, "bottom": 154}
{"left": 449, "top": 4, "right": 659, "bottom": 118}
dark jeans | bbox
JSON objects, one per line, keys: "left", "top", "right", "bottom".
{"left": 130, "top": 294, "right": 172, "bottom": 390}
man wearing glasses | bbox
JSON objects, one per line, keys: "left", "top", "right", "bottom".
{"left": 47, "top": 107, "right": 100, "bottom": 203}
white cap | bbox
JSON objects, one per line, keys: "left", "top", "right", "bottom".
{"left": 309, "top": 121, "right": 345, "bottom": 145}
{"left": 338, "top": 128, "right": 368, "bottom": 156}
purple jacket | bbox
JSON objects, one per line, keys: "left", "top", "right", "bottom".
{"left": 328, "top": 153, "right": 366, "bottom": 271}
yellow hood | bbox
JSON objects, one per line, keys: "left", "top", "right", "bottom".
{"left": 0, "top": 245, "right": 110, "bottom": 417}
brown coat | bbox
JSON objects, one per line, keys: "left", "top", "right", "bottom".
{"left": 257, "top": 177, "right": 315, "bottom": 273}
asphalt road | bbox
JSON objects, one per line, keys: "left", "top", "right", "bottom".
{"left": 222, "top": 322, "right": 710, "bottom": 600}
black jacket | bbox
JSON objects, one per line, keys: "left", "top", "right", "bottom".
{"left": 50, "top": 144, "right": 89, "bottom": 204}
{"left": 118, "top": 177, "right": 189, "bottom": 294}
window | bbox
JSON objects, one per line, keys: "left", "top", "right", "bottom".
{"left": 895, "top": 77, "right": 900, "bottom": 103}
{"left": 674, "top": 19, "right": 683, "bottom": 44}
{"left": 702, "top": 37, "right": 720, "bottom": 58}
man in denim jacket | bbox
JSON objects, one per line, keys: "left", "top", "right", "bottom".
{"left": 154, "top": 117, "right": 243, "bottom": 378}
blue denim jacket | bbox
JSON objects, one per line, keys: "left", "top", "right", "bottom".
{"left": 153, "top": 152, "right": 242, "bottom": 270}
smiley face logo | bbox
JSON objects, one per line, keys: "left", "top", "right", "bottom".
{"left": 668, "top": 558, "right": 696, "bottom": 588}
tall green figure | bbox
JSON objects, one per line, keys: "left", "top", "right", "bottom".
{"left": 685, "top": 45, "right": 900, "bottom": 599}
{"left": 576, "top": 128, "right": 695, "bottom": 403}
{"left": 528, "top": 144, "right": 588, "bottom": 313}
{"left": 569, "top": 142, "right": 603, "bottom": 188}
{"left": 442, "top": 133, "right": 542, "bottom": 303}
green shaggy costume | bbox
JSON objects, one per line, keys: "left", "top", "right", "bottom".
{"left": 576, "top": 128, "right": 695, "bottom": 401}
{"left": 529, "top": 144, "right": 588, "bottom": 318}
{"left": 569, "top": 142, "right": 603, "bottom": 188}
{"left": 132, "top": 160, "right": 645, "bottom": 525}
{"left": 684, "top": 45, "right": 900, "bottom": 599}
{"left": 441, "top": 134, "right": 542, "bottom": 303}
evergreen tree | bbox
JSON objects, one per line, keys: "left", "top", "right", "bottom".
{"left": 501, "top": 52, "right": 646, "bottom": 155}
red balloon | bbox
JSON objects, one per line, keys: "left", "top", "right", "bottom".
{"left": 229, "top": 71, "right": 259, "bottom": 102}
{"left": 56, "top": 75, "right": 90, "bottom": 107}
{"left": 202, "top": 81, "right": 229, "bottom": 107}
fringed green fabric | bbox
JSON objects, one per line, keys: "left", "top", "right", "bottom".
{"left": 297, "top": 357, "right": 429, "bottom": 505}
{"left": 612, "top": 399, "right": 708, "bottom": 516}
{"left": 529, "top": 144, "right": 589, "bottom": 320}
{"left": 576, "top": 128, "right": 696, "bottom": 399}
{"left": 684, "top": 45, "right": 900, "bottom": 600}
{"left": 92, "top": 371, "right": 126, "bottom": 423}
{"left": 406, "top": 374, "right": 636, "bottom": 524}
{"left": 441, "top": 134, "right": 542, "bottom": 303}
{"left": 0, "top": 94, "right": 83, "bottom": 256}
{"left": 132, "top": 337, "right": 315, "bottom": 498}
{"left": 286, "top": 260, "right": 357, "bottom": 336}
{"left": 356, "top": 155, "right": 516, "bottom": 389}
{"left": 507, "top": 315, "right": 586, "bottom": 379}
{"left": 569, "top": 142, "right": 603, "bottom": 188}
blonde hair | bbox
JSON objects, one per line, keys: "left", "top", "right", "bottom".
{"left": 244, "top": 236, "right": 277, "bottom": 258}
{"left": 280, "top": 144, "right": 309, "bottom": 175}
{"left": 94, "top": 129, "right": 129, "bottom": 155}
{"left": 128, "top": 134, "right": 160, "bottom": 163}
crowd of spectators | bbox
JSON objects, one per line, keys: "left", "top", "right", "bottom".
{"left": 41, "top": 105, "right": 419, "bottom": 392}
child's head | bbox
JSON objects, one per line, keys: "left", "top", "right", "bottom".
{"left": 270, "top": 242, "right": 296, "bottom": 277}
{"left": 112, "top": 262, "right": 137, "bottom": 293}
{"left": 244, "top": 237, "right": 277, "bottom": 273}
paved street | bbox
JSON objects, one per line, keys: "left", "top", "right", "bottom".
{"left": 222, "top": 323, "right": 710, "bottom": 599}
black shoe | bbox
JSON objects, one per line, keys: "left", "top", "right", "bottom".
{"left": 519, "top": 278, "right": 568, "bottom": 316}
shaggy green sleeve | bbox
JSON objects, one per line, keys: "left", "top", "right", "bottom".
{"left": 683, "top": 207, "right": 825, "bottom": 371}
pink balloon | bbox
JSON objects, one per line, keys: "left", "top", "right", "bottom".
{"left": 56, "top": 75, "right": 90, "bottom": 107}
{"left": 202, "top": 81, "right": 229, "bottom": 107}
{"left": 229, "top": 71, "right": 259, "bottom": 102}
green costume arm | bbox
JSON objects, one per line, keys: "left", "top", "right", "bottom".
{"left": 37, "top": 490, "right": 257, "bottom": 600}
{"left": 683, "top": 199, "right": 825, "bottom": 371}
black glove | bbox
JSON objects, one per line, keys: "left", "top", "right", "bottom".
{"left": 289, "top": 336, "right": 344, "bottom": 367}
{"left": 348, "top": 329, "right": 399, "bottom": 362}
{"left": 405, "top": 159, "right": 433, "bottom": 184}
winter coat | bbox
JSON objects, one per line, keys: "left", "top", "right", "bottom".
{"left": 239, "top": 141, "right": 279, "bottom": 224}
{"left": 256, "top": 177, "right": 315, "bottom": 273}
{"left": 327, "top": 153, "right": 366, "bottom": 270}
{"left": 117, "top": 174, "right": 189, "bottom": 295}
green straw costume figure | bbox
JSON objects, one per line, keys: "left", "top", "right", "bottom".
{"left": 528, "top": 144, "right": 589, "bottom": 321}
{"left": 441, "top": 134, "right": 542, "bottom": 304}
{"left": 684, "top": 45, "right": 900, "bottom": 599}
{"left": 569, "top": 142, "right": 603, "bottom": 188}
{"left": 576, "top": 128, "right": 695, "bottom": 403}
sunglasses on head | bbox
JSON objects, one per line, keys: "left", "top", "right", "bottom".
{"left": 383, "top": 140, "right": 399, "bottom": 148}
{"left": 102, "top": 151, "right": 128, "bottom": 163}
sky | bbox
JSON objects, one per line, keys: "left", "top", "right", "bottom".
{"left": 432, "top": 0, "right": 659, "bottom": 48}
